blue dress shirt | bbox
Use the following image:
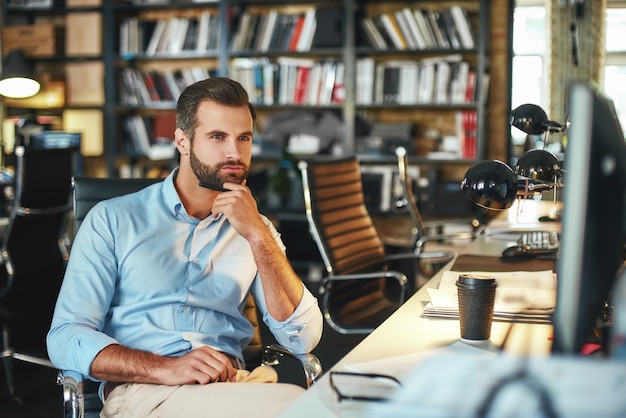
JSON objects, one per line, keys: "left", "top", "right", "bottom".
{"left": 47, "top": 169, "right": 322, "bottom": 381}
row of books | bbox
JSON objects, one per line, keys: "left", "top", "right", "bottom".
{"left": 230, "top": 7, "right": 343, "bottom": 53}
{"left": 230, "top": 57, "right": 345, "bottom": 106}
{"left": 118, "top": 66, "right": 217, "bottom": 106}
{"left": 121, "top": 114, "right": 177, "bottom": 161}
{"left": 356, "top": 55, "right": 477, "bottom": 106}
{"left": 118, "top": 12, "right": 222, "bottom": 56}
{"left": 360, "top": 6, "right": 475, "bottom": 51}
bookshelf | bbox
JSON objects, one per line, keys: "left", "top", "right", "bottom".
{"left": 1, "top": 0, "right": 497, "bottom": 180}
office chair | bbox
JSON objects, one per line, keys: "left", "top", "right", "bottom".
{"left": 299, "top": 156, "right": 422, "bottom": 335}
{"left": 394, "top": 146, "right": 483, "bottom": 277}
{"left": 0, "top": 145, "right": 79, "bottom": 404}
{"left": 59, "top": 176, "right": 322, "bottom": 418}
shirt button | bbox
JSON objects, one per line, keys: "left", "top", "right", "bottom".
{"left": 182, "top": 306, "right": 189, "bottom": 312}
{"left": 184, "top": 333, "right": 192, "bottom": 341}
{"left": 193, "top": 258, "right": 199, "bottom": 264}
{"left": 189, "top": 286, "right": 195, "bottom": 291}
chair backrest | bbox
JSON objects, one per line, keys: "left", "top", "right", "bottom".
{"left": 72, "top": 176, "right": 162, "bottom": 231}
{"left": 0, "top": 145, "right": 79, "bottom": 349}
{"left": 71, "top": 176, "right": 263, "bottom": 362}
{"left": 299, "top": 156, "right": 387, "bottom": 276}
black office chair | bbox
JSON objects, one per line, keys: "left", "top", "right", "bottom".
{"left": 59, "top": 176, "right": 322, "bottom": 418}
{"left": 0, "top": 145, "right": 79, "bottom": 404}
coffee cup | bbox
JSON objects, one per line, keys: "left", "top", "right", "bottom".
{"left": 456, "top": 274, "right": 497, "bottom": 341}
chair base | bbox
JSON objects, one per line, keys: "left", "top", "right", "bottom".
{"left": 1, "top": 323, "right": 54, "bottom": 402}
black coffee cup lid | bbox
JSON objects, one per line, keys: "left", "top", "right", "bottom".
{"left": 456, "top": 274, "right": 497, "bottom": 287}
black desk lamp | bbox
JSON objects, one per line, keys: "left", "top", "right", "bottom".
{"left": 461, "top": 104, "right": 566, "bottom": 217}
{"left": 0, "top": 49, "right": 41, "bottom": 177}
{"left": 0, "top": 49, "right": 41, "bottom": 99}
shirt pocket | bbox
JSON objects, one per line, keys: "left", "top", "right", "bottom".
{"left": 210, "top": 256, "right": 257, "bottom": 303}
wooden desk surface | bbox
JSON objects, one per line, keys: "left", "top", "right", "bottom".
{"left": 278, "top": 200, "right": 559, "bottom": 418}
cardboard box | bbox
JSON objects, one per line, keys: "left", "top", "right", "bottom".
{"left": 65, "top": 12, "right": 102, "bottom": 56}
{"left": 2, "top": 24, "right": 60, "bottom": 58}
{"left": 63, "top": 109, "right": 103, "bottom": 156}
{"left": 65, "top": 61, "right": 105, "bottom": 105}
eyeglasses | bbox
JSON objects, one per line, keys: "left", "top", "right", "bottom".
{"left": 329, "top": 371, "right": 402, "bottom": 403}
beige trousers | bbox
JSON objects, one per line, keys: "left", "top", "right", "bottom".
{"left": 100, "top": 366, "right": 305, "bottom": 418}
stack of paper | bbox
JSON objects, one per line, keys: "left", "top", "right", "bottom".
{"left": 423, "top": 270, "right": 556, "bottom": 324}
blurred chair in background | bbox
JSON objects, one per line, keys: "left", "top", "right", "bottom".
{"left": 0, "top": 145, "right": 79, "bottom": 404}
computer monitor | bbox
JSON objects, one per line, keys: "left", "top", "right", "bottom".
{"left": 552, "top": 82, "right": 626, "bottom": 354}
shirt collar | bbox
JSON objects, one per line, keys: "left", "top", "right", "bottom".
{"left": 161, "top": 168, "right": 225, "bottom": 222}
{"left": 162, "top": 168, "right": 184, "bottom": 218}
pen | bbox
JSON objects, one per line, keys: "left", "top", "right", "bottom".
{"left": 199, "top": 181, "right": 228, "bottom": 192}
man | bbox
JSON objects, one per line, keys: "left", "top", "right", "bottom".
{"left": 47, "top": 78, "right": 323, "bottom": 417}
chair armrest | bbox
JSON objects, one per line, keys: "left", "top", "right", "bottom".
{"left": 385, "top": 250, "right": 457, "bottom": 263}
{"left": 320, "top": 270, "right": 408, "bottom": 286}
{"left": 318, "top": 271, "right": 409, "bottom": 334}
{"left": 58, "top": 372, "right": 84, "bottom": 418}
{"left": 320, "top": 271, "right": 408, "bottom": 307}
{"left": 262, "top": 344, "right": 323, "bottom": 388}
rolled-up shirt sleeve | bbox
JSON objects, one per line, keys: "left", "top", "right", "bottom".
{"left": 255, "top": 280, "right": 323, "bottom": 354}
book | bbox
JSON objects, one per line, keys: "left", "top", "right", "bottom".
{"left": 450, "top": 6, "right": 476, "bottom": 49}
{"left": 331, "top": 61, "right": 345, "bottom": 104}
{"left": 294, "top": 64, "right": 312, "bottom": 104}
{"left": 382, "top": 63, "right": 401, "bottom": 104}
{"left": 318, "top": 60, "right": 337, "bottom": 105}
{"left": 262, "top": 61, "right": 278, "bottom": 105}
{"left": 426, "top": 10, "right": 450, "bottom": 49}
{"left": 401, "top": 7, "right": 426, "bottom": 50}
{"left": 145, "top": 18, "right": 166, "bottom": 55}
{"left": 412, "top": 9, "right": 437, "bottom": 48}
{"left": 360, "top": 16, "right": 387, "bottom": 50}
{"left": 195, "top": 11, "right": 210, "bottom": 52}
{"left": 356, "top": 57, "right": 375, "bottom": 105}
{"left": 306, "top": 63, "right": 322, "bottom": 105}
{"left": 259, "top": 9, "right": 278, "bottom": 52}
{"left": 287, "top": 14, "right": 305, "bottom": 51}
{"left": 439, "top": 9, "right": 461, "bottom": 50}
{"left": 268, "top": 12, "right": 288, "bottom": 50}
{"left": 296, "top": 8, "right": 317, "bottom": 51}
{"left": 460, "top": 110, "right": 477, "bottom": 159}
{"left": 465, "top": 70, "right": 477, "bottom": 102}
{"left": 207, "top": 13, "right": 222, "bottom": 50}
{"left": 182, "top": 17, "right": 198, "bottom": 51}
{"left": 169, "top": 17, "right": 189, "bottom": 54}
{"left": 232, "top": 11, "right": 251, "bottom": 51}
{"left": 380, "top": 13, "right": 407, "bottom": 50}
{"left": 394, "top": 10, "right": 416, "bottom": 50}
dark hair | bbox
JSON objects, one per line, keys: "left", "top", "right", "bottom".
{"left": 176, "top": 77, "right": 256, "bottom": 141}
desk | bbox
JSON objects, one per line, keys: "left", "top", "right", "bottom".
{"left": 279, "top": 200, "right": 559, "bottom": 417}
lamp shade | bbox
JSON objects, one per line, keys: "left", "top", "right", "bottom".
{"left": 510, "top": 103, "right": 549, "bottom": 135}
{"left": 0, "top": 49, "right": 40, "bottom": 99}
{"left": 514, "top": 148, "right": 561, "bottom": 183}
{"left": 460, "top": 160, "right": 518, "bottom": 210}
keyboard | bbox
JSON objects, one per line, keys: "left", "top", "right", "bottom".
{"left": 518, "top": 231, "right": 560, "bottom": 254}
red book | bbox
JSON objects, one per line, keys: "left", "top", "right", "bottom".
{"left": 465, "top": 70, "right": 476, "bottom": 103}
{"left": 142, "top": 72, "right": 161, "bottom": 102}
{"left": 462, "top": 110, "right": 477, "bottom": 159}
{"left": 294, "top": 65, "right": 311, "bottom": 104}
{"left": 288, "top": 15, "right": 306, "bottom": 51}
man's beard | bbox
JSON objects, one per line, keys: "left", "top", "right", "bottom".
{"left": 189, "top": 144, "right": 249, "bottom": 186}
